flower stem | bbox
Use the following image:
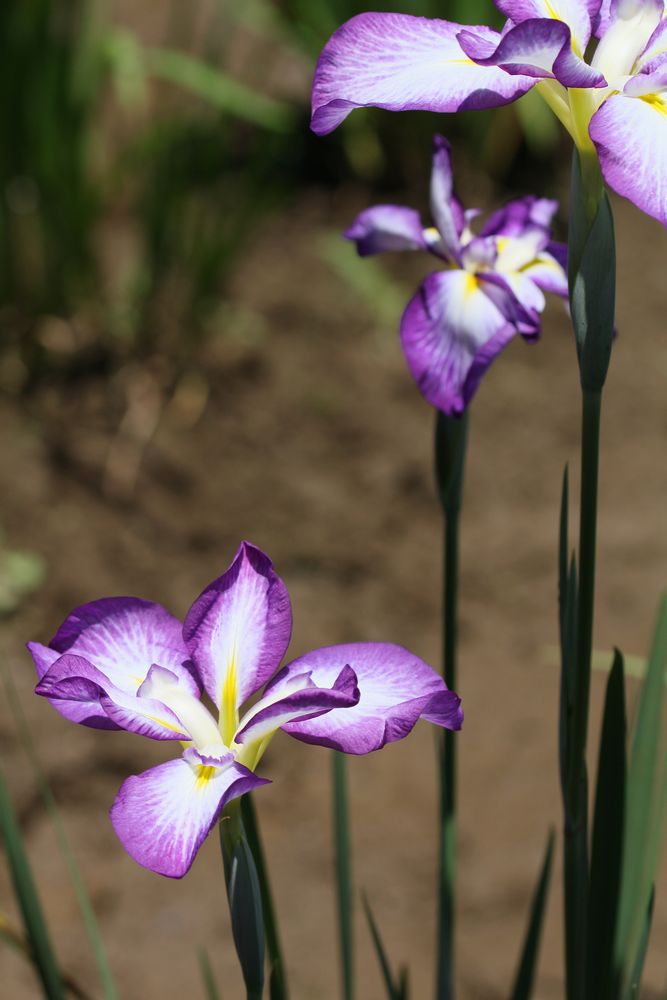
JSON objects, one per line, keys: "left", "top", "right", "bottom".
{"left": 434, "top": 410, "right": 469, "bottom": 1000}
{"left": 332, "top": 751, "right": 354, "bottom": 1000}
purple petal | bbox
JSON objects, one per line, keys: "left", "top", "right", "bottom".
{"left": 36, "top": 654, "right": 189, "bottom": 739}
{"left": 235, "top": 665, "right": 360, "bottom": 745}
{"left": 637, "top": 18, "right": 667, "bottom": 72}
{"left": 399, "top": 270, "right": 518, "bottom": 415}
{"left": 589, "top": 90, "right": 667, "bottom": 226}
{"left": 477, "top": 272, "right": 543, "bottom": 335}
{"left": 458, "top": 19, "right": 606, "bottom": 87}
{"left": 593, "top": 0, "right": 663, "bottom": 79}
{"left": 429, "top": 134, "right": 465, "bottom": 261}
{"left": 271, "top": 642, "right": 462, "bottom": 754}
{"left": 481, "top": 195, "right": 559, "bottom": 237}
{"left": 310, "top": 13, "right": 535, "bottom": 136}
{"left": 595, "top": 0, "right": 662, "bottom": 43}
{"left": 183, "top": 541, "right": 292, "bottom": 711}
{"left": 345, "top": 205, "right": 427, "bottom": 256}
{"left": 495, "top": 0, "right": 599, "bottom": 50}
{"left": 110, "top": 757, "right": 268, "bottom": 878}
{"left": 41, "top": 597, "right": 196, "bottom": 697}
{"left": 521, "top": 244, "right": 569, "bottom": 297}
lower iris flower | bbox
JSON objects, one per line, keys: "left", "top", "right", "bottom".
{"left": 29, "top": 541, "right": 462, "bottom": 878}
{"left": 346, "top": 135, "right": 568, "bottom": 416}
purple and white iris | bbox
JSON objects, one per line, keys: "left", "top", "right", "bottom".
{"left": 29, "top": 541, "right": 462, "bottom": 878}
{"left": 346, "top": 135, "right": 567, "bottom": 415}
{"left": 312, "top": 0, "right": 667, "bottom": 226}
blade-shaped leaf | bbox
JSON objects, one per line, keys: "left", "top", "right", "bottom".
{"left": 510, "top": 829, "right": 555, "bottom": 1000}
{"left": 199, "top": 948, "right": 222, "bottom": 1000}
{"left": 615, "top": 596, "right": 667, "bottom": 995}
{"left": 0, "top": 767, "right": 65, "bottom": 999}
{"left": 146, "top": 48, "right": 294, "bottom": 132}
{"left": 624, "top": 888, "right": 654, "bottom": 1000}
{"left": 220, "top": 808, "right": 265, "bottom": 1000}
{"left": 4, "top": 672, "right": 116, "bottom": 999}
{"left": 362, "top": 894, "right": 404, "bottom": 1000}
{"left": 240, "top": 794, "right": 288, "bottom": 1000}
{"left": 587, "top": 650, "right": 626, "bottom": 1000}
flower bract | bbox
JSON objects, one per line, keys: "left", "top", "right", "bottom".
{"left": 312, "top": 0, "right": 667, "bottom": 226}
{"left": 30, "top": 542, "right": 462, "bottom": 878}
{"left": 346, "top": 135, "right": 567, "bottom": 415}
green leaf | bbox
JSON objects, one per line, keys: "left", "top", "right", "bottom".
{"left": 3, "top": 672, "right": 116, "bottom": 999}
{"left": 510, "top": 829, "right": 555, "bottom": 1000}
{"left": 362, "top": 894, "right": 405, "bottom": 1000}
{"left": 0, "top": 766, "right": 65, "bottom": 999}
{"left": 146, "top": 48, "right": 294, "bottom": 132}
{"left": 199, "top": 948, "right": 221, "bottom": 1000}
{"left": 587, "top": 651, "right": 626, "bottom": 1000}
{"left": 624, "top": 888, "right": 654, "bottom": 1000}
{"left": 568, "top": 150, "right": 616, "bottom": 393}
{"left": 220, "top": 806, "right": 265, "bottom": 1000}
{"left": 332, "top": 752, "right": 354, "bottom": 1000}
{"left": 615, "top": 596, "right": 667, "bottom": 995}
{"left": 240, "top": 794, "right": 288, "bottom": 1000}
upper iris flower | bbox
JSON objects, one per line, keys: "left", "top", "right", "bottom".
{"left": 311, "top": 0, "right": 667, "bottom": 226}
{"left": 29, "top": 541, "right": 462, "bottom": 878}
{"left": 346, "top": 135, "right": 567, "bottom": 415}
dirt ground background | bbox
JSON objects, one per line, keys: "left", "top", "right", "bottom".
{"left": 0, "top": 172, "right": 665, "bottom": 1000}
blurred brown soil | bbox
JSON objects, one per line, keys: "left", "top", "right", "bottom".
{"left": 0, "top": 190, "right": 665, "bottom": 1000}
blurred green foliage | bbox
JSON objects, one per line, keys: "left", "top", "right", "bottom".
{"left": 0, "top": 0, "right": 560, "bottom": 388}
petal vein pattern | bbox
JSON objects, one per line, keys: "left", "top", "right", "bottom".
{"left": 310, "top": 13, "right": 535, "bottom": 135}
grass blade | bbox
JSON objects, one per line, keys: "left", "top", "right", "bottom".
{"left": 0, "top": 766, "right": 65, "bottom": 999}
{"left": 615, "top": 596, "right": 667, "bottom": 995}
{"left": 624, "top": 888, "right": 654, "bottom": 1000}
{"left": 240, "top": 794, "right": 288, "bottom": 1000}
{"left": 199, "top": 947, "right": 222, "bottom": 1000}
{"left": 4, "top": 673, "right": 117, "bottom": 999}
{"left": 510, "top": 829, "right": 555, "bottom": 1000}
{"left": 362, "top": 893, "right": 402, "bottom": 1000}
{"left": 332, "top": 751, "right": 354, "bottom": 1000}
{"left": 587, "top": 650, "right": 626, "bottom": 1000}
{"left": 146, "top": 48, "right": 294, "bottom": 132}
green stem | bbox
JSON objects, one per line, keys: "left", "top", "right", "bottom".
{"left": 332, "top": 752, "right": 354, "bottom": 1000}
{"left": 434, "top": 410, "right": 468, "bottom": 1000}
{"left": 220, "top": 801, "right": 266, "bottom": 1000}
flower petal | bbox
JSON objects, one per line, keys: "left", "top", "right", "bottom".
{"left": 183, "top": 542, "right": 292, "bottom": 714}
{"left": 310, "top": 13, "right": 535, "bottom": 135}
{"left": 43, "top": 597, "right": 196, "bottom": 697}
{"left": 271, "top": 643, "right": 462, "bottom": 754}
{"left": 459, "top": 18, "right": 606, "bottom": 87}
{"left": 521, "top": 245, "right": 569, "bottom": 297}
{"left": 35, "top": 654, "right": 189, "bottom": 739}
{"left": 495, "top": 0, "right": 599, "bottom": 51}
{"left": 110, "top": 757, "right": 268, "bottom": 878}
{"left": 345, "top": 205, "right": 427, "bottom": 256}
{"left": 594, "top": 0, "right": 663, "bottom": 74}
{"left": 589, "top": 89, "right": 667, "bottom": 225}
{"left": 429, "top": 135, "right": 465, "bottom": 261}
{"left": 399, "top": 270, "right": 518, "bottom": 415}
{"left": 481, "top": 195, "right": 559, "bottom": 237}
{"left": 235, "top": 665, "right": 360, "bottom": 746}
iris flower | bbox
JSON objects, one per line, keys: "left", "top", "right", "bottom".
{"left": 312, "top": 0, "right": 667, "bottom": 227}
{"left": 29, "top": 541, "right": 462, "bottom": 878}
{"left": 346, "top": 135, "right": 567, "bottom": 415}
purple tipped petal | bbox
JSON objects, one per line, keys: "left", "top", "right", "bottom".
{"left": 589, "top": 90, "right": 667, "bottom": 226}
{"left": 345, "top": 205, "right": 427, "bottom": 256}
{"left": 638, "top": 18, "right": 667, "bottom": 72}
{"left": 522, "top": 245, "right": 569, "bottom": 297}
{"left": 36, "top": 654, "right": 189, "bottom": 739}
{"left": 399, "top": 270, "right": 518, "bottom": 415}
{"left": 183, "top": 541, "right": 292, "bottom": 710}
{"left": 430, "top": 135, "right": 465, "bottom": 260}
{"left": 110, "top": 757, "right": 268, "bottom": 878}
{"left": 459, "top": 19, "right": 606, "bottom": 87}
{"left": 421, "top": 689, "right": 465, "bottom": 730}
{"left": 271, "top": 642, "right": 462, "bottom": 755}
{"left": 310, "top": 13, "right": 535, "bottom": 136}
{"left": 481, "top": 195, "right": 559, "bottom": 237}
{"left": 494, "top": 0, "right": 598, "bottom": 50}
{"left": 42, "top": 597, "right": 196, "bottom": 697}
{"left": 235, "top": 665, "right": 360, "bottom": 746}
{"left": 33, "top": 652, "right": 121, "bottom": 730}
